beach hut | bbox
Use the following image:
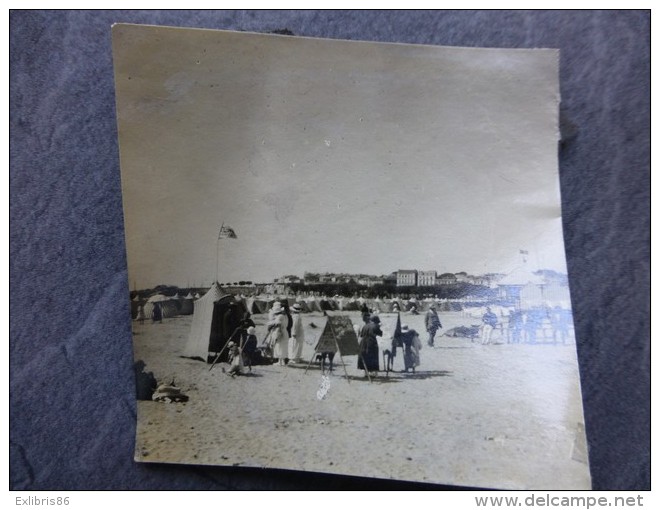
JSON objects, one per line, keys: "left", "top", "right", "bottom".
{"left": 497, "top": 267, "right": 548, "bottom": 309}
{"left": 182, "top": 282, "right": 248, "bottom": 362}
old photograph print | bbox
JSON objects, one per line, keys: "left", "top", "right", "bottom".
{"left": 113, "top": 24, "right": 591, "bottom": 489}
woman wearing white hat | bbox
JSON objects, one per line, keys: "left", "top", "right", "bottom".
{"left": 289, "top": 303, "right": 305, "bottom": 363}
{"left": 267, "top": 303, "right": 289, "bottom": 366}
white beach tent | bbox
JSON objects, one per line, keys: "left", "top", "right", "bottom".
{"left": 182, "top": 282, "right": 224, "bottom": 361}
{"left": 182, "top": 282, "right": 248, "bottom": 362}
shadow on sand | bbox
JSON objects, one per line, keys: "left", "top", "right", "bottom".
{"left": 335, "top": 369, "right": 453, "bottom": 384}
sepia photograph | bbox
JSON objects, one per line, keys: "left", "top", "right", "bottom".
{"left": 112, "top": 24, "right": 590, "bottom": 490}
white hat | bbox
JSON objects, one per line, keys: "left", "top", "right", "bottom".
{"left": 401, "top": 324, "right": 409, "bottom": 331}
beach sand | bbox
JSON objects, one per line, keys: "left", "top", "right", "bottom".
{"left": 132, "top": 310, "right": 590, "bottom": 489}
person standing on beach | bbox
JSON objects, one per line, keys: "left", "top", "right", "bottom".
{"left": 289, "top": 303, "right": 305, "bottom": 363}
{"left": 152, "top": 302, "right": 163, "bottom": 324}
{"left": 481, "top": 307, "right": 498, "bottom": 345}
{"left": 267, "top": 303, "right": 289, "bottom": 366}
{"left": 400, "top": 324, "right": 422, "bottom": 373}
{"left": 358, "top": 315, "right": 382, "bottom": 376}
{"left": 360, "top": 302, "right": 370, "bottom": 323}
{"left": 136, "top": 304, "right": 145, "bottom": 325}
{"left": 281, "top": 299, "right": 293, "bottom": 340}
{"left": 508, "top": 308, "right": 523, "bottom": 344}
{"left": 424, "top": 304, "right": 442, "bottom": 347}
{"left": 242, "top": 326, "right": 258, "bottom": 372}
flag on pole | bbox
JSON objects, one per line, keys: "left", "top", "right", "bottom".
{"left": 218, "top": 225, "right": 238, "bottom": 239}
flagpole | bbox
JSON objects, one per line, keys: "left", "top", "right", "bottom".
{"left": 216, "top": 222, "right": 224, "bottom": 284}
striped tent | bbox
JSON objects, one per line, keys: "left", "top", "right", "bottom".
{"left": 385, "top": 299, "right": 404, "bottom": 312}
{"left": 341, "top": 299, "right": 361, "bottom": 311}
{"left": 251, "top": 298, "right": 272, "bottom": 314}
{"left": 144, "top": 294, "right": 179, "bottom": 319}
{"left": 305, "top": 297, "right": 323, "bottom": 312}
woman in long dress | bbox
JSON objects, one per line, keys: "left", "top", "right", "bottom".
{"left": 289, "top": 303, "right": 305, "bottom": 363}
{"left": 358, "top": 315, "right": 382, "bottom": 376}
{"left": 400, "top": 324, "right": 421, "bottom": 373}
{"left": 267, "top": 303, "right": 289, "bottom": 366}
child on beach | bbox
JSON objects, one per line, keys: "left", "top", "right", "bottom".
{"left": 226, "top": 341, "right": 243, "bottom": 377}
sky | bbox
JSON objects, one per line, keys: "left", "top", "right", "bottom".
{"left": 113, "top": 25, "right": 567, "bottom": 290}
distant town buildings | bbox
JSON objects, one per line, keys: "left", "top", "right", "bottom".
{"left": 437, "top": 273, "right": 457, "bottom": 285}
{"left": 273, "top": 269, "right": 503, "bottom": 289}
{"left": 418, "top": 270, "right": 437, "bottom": 286}
{"left": 396, "top": 270, "right": 418, "bottom": 287}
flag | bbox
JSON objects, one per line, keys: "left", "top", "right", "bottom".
{"left": 218, "top": 225, "right": 238, "bottom": 239}
{"left": 519, "top": 249, "right": 529, "bottom": 255}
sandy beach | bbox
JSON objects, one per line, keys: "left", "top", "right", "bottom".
{"left": 132, "top": 310, "right": 590, "bottom": 490}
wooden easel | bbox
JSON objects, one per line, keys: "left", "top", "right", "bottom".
{"left": 303, "top": 315, "right": 371, "bottom": 383}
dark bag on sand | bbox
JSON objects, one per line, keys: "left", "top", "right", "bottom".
{"left": 251, "top": 348, "right": 271, "bottom": 365}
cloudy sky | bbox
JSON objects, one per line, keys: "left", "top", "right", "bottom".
{"left": 113, "top": 25, "right": 566, "bottom": 289}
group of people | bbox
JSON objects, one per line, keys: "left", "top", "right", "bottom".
{"left": 221, "top": 299, "right": 455, "bottom": 379}
{"left": 263, "top": 300, "right": 306, "bottom": 366}
{"left": 478, "top": 306, "right": 573, "bottom": 345}
{"left": 222, "top": 300, "right": 438, "bottom": 379}
{"left": 135, "top": 302, "right": 161, "bottom": 325}
{"left": 355, "top": 303, "right": 443, "bottom": 377}
{"left": 225, "top": 300, "right": 307, "bottom": 376}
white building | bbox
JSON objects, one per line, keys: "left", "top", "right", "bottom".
{"left": 418, "top": 270, "right": 437, "bottom": 286}
{"left": 396, "top": 270, "right": 417, "bottom": 287}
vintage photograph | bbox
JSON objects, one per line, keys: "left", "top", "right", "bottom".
{"left": 112, "top": 24, "right": 591, "bottom": 489}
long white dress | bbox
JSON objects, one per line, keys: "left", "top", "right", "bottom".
{"left": 271, "top": 313, "right": 289, "bottom": 362}
{"left": 289, "top": 312, "right": 305, "bottom": 361}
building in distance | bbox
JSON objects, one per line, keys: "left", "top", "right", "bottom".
{"left": 418, "top": 270, "right": 437, "bottom": 286}
{"left": 397, "top": 270, "right": 418, "bottom": 287}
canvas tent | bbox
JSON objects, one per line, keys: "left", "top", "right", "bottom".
{"left": 251, "top": 297, "right": 273, "bottom": 314}
{"left": 341, "top": 299, "right": 361, "bottom": 311}
{"left": 179, "top": 293, "right": 194, "bottom": 315}
{"left": 144, "top": 294, "right": 179, "bottom": 319}
{"left": 319, "top": 297, "right": 337, "bottom": 311}
{"left": 182, "top": 282, "right": 248, "bottom": 362}
{"left": 305, "top": 297, "right": 323, "bottom": 312}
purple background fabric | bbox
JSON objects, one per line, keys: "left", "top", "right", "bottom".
{"left": 10, "top": 10, "right": 650, "bottom": 490}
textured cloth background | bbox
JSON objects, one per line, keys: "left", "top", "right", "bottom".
{"left": 9, "top": 10, "right": 650, "bottom": 490}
